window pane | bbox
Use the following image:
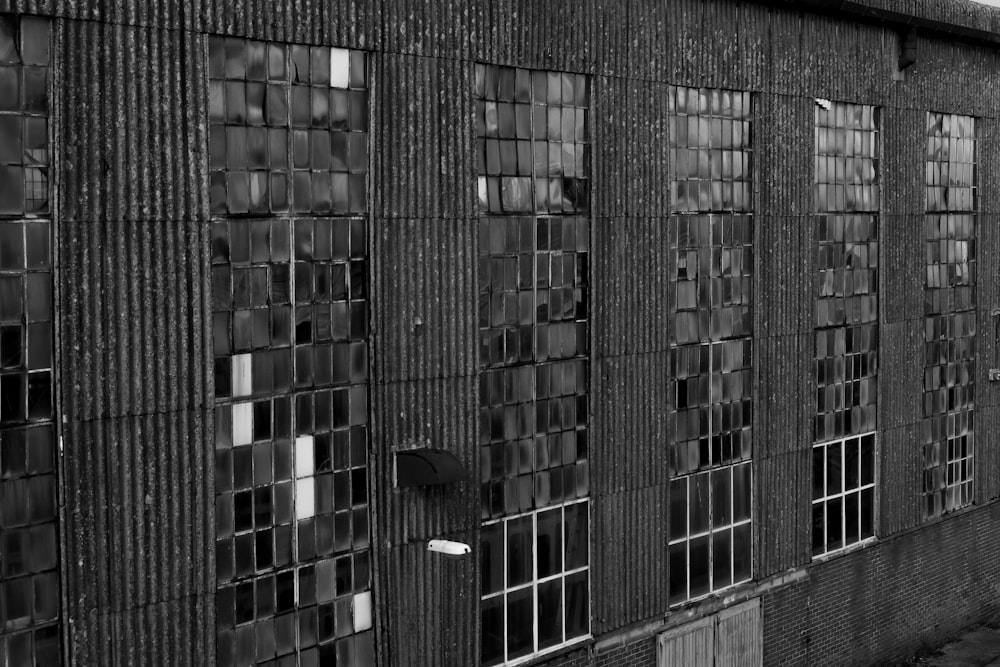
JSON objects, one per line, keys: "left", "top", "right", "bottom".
{"left": 732, "top": 522, "right": 751, "bottom": 583}
{"left": 861, "top": 488, "right": 875, "bottom": 538}
{"left": 811, "top": 503, "right": 825, "bottom": 556}
{"left": 481, "top": 522, "right": 504, "bottom": 596}
{"left": 537, "top": 578, "right": 563, "bottom": 650}
{"left": 481, "top": 596, "right": 504, "bottom": 666}
{"left": 506, "top": 515, "right": 533, "bottom": 588}
{"left": 506, "top": 587, "right": 534, "bottom": 660}
{"left": 689, "top": 535, "right": 710, "bottom": 599}
{"left": 812, "top": 446, "right": 825, "bottom": 499}
{"left": 711, "top": 468, "right": 731, "bottom": 526}
{"left": 845, "top": 491, "right": 860, "bottom": 544}
{"left": 669, "top": 478, "right": 687, "bottom": 540}
{"left": 732, "top": 462, "right": 750, "bottom": 522}
{"left": 712, "top": 528, "right": 732, "bottom": 590}
{"left": 845, "top": 437, "right": 860, "bottom": 489}
{"left": 669, "top": 541, "right": 688, "bottom": 605}
{"left": 565, "top": 570, "right": 588, "bottom": 639}
{"left": 689, "top": 472, "right": 709, "bottom": 535}
{"left": 826, "top": 441, "right": 842, "bottom": 495}
{"left": 826, "top": 496, "right": 843, "bottom": 552}
{"left": 564, "top": 502, "right": 588, "bottom": 570}
{"left": 536, "top": 508, "right": 561, "bottom": 578}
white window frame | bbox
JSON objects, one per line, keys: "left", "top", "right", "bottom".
{"left": 668, "top": 461, "right": 753, "bottom": 605}
{"left": 481, "top": 498, "right": 592, "bottom": 666}
{"left": 811, "top": 432, "right": 878, "bottom": 559}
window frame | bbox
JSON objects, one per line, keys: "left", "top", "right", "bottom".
{"left": 665, "top": 85, "right": 755, "bottom": 606}
{"left": 810, "top": 432, "right": 878, "bottom": 559}
{"left": 474, "top": 62, "right": 593, "bottom": 667}
{"left": 667, "top": 461, "right": 753, "bottom": 604}
{"left": 810, "top": 99, "right": 882, "bottom": 559}
{"left": 481, "top": 498, "right": 592, "bottom": 667}
{"left": 921, "top": 111, "right": 977, "bottom": 519}
{"left": 207, "top": 34, "right": 376, "bottom": 667}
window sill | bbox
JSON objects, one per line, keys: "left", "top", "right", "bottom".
{"left": 920, "top": 500, "right": 978, "bottom": 527}
{"left": 503, "top": 635, "right": 593, "bottom": 667}
{"left": 811, "top": 536, "right": 877, "bottom": 564}
{"left": 667, "top": 576, "right": 756, "bottom": 613}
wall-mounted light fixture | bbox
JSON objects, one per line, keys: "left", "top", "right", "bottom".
{"left": 427, "top": 540, "right": 472, "bottom": 558}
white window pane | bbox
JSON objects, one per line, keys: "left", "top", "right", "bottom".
{"left": 232, "top": 402, "right": 253, "bottom": 446}
{"left": 295, "top": 435, "right": 314, "bottom": 478}
{"left": 296, "top": 477, "right": 315, "bottom": 520}
{"left": 353, "top": 591, "right": 373, "bottom": 632}
{"left": 231, "top": 353, "right": 252, "bottom": 397}
{"left": 330, "top": 48, "right": 349, "bottom": 88}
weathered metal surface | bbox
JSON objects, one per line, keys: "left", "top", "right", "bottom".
{"left": 754, "top": 451, "right": 810, "bottom": 577}
{"left": 377, "top": 539, "right": 478, "bottom": 667}
{"left": 715, "top": 599, "right": 763, "bottom": 667}
{"left": 51, "top": 15, "right": 215, "bottom": 667}
{"left": 57, "top": 21, "right": 208, "bottom": 223}
{"left": 61, "top": 414, "right": 213, "bottom": 666}
{"left": 879, "top": 423, "right": 922, "bottom": 535}
{"left": 592, "top": 218, "right": 671, "bottom": 358}
{"left": 372, "top": 218, "right": 477, "bottom": 382}
{"left": 657, "top": 616, "right": 713, "bottom": 667}
{"left": 592, "top": 484, "right": 670, "bottom": 636}
{"left": 373, "top": 55, "right": 476, "bottom": 221}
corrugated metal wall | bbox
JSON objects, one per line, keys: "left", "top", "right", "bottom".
{"left": 52, "top": 14, "right": 215, "bottom": 667}
{"left": 1, "top": 0, "right": 999, "bottom": 664}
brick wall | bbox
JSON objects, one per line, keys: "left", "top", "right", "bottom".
{"left": 764, "top": 502, "right": 1000, "bottom": 666}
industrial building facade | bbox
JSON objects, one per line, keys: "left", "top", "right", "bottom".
{"left": 1, "top": 0, "right": 1000, "bottom": 666}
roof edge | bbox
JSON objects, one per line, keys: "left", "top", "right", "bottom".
{"left": 751, "top": 0, "right": 1000, "bottom": 48}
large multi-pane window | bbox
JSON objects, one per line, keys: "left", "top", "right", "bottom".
{"left": 476, "top": 64, "right": 591, "bottom": 665}
{"left": 811, "top": 101, "right": 879, "bottom": 557}
{"left": 667, "top": 86, "right": 753, "bottom": 604}
{"left": 923, "top": 112, "right": 976, "bottom": 518}
{"left": 209, "top": 36, "right": 374, "bottom": 667}
{"left": 0, "top": 14, "right": 60, "bottom": 667}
